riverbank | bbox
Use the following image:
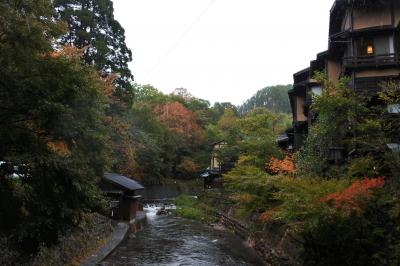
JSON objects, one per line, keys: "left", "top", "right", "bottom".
{"left": 32, "top": 213, "right": 115, "bottom": 266}
{"left": 101, "top": 204, "right": 264, "bottom": 265}
{"left": 175, "top": 191, "right": 302, "bottom": 266}
{"left": 0, "top": 213, "right": 114, "bottom": 266}
{"left": 82, "top": 222, "right": 129, "bottom": 266}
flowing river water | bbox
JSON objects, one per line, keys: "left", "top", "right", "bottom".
{"left": 100, "top": 204, "right": 264, "bottom": 266}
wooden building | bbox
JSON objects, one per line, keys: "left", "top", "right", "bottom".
{"left": 210, "top": 141, "right": 227, "bottom": 172}
{"left": 202, "top": 141, "right": 229, "bottom": 189}
{"left": 100, "top": 173, "right": 144, "bottom": 221}
{"left": 289, "top": 0, "right": 400, "bottom": 150}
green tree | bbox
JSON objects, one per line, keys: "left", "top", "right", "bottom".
{"left": 239, "top": 85, "right": 292, "bottom": 115}
{"left": 0, "top": 0, "right": 109, "bottom": 255}
{"left": 297, "top": 74, "right": 399, "bottom": 179}
{"left": 53, "top": 0, "right": 133, "bottom": 96}
{"left": 235, "top": 109, "right": 281, "bottom": 167}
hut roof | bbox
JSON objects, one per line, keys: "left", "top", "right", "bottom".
{"left": 104, "top": 173, "right": 144, "bottom": 191}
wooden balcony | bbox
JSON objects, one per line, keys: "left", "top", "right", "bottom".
{"left": 343, "top": 53, "right": 400, "bottom": 69}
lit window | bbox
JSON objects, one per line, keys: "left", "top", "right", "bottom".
{"left": 367, "top": 45, "right": 374, "bottom": 55}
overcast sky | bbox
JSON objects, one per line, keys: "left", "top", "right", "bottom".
{"left": 112, "top": 0, "right": 334, "bottom": 105}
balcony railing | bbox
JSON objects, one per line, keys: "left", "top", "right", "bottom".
{"left": 343, "top": 53, "right": 400, "bottom": 68}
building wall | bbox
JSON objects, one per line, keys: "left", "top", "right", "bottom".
{"left": 210, "top": 143, "right": 226, "bottom": 170}
{"left": 211, "top": 154, "right": 219, "bottom": 169}
{"left": 327, "top": 60, "right": 342, "bottom": 84}
{"left": 296, "top": 96, "right": 307, "bottom": 122}
{"left": 355, "top": 68, "right": 400, "bottom": 78}
{"left": 395, "top": 2, "right": 400, "bottom": 26}
{"left": 342, "top": 10, "right": 352, "bottom": 31}
{"left": 353, "top": 7, "right": 392, "bottom": 30}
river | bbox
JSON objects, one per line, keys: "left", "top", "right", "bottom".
{"left": 100, "top": 205, "right": 264, "bottom": 266}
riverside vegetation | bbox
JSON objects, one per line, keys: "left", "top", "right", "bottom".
{"left": 176, "top": 76, "right": 400, "bottom": 266}
{"left": 0, "top": 0, "right": 291, "bottom": 264}
{"left": 1, "top": 1, "right": 399, "bottom": 265}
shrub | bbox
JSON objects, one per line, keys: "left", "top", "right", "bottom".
{"left": 321, "top": 177, "right": 385, "bottom": 214}
{"left": 302, "top": 192, "right": 400, "bottom": 266}
{"left": 347, "top": 156, "right": 380, "bottom": 178}
{"left": 175, "top": 195, "right": 207, "bottom": 221}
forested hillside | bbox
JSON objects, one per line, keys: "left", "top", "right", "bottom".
{"left": 0, "top": 1, "right": 291, "bottom": 263}
{"left": 3, "top": 1, "right": 399, "bottom": 265}
{"left": 239, "top": 85, "right": 292, "bottom": 115}
{"left": 183, "top": 75, "right": 400, "bottom": 266}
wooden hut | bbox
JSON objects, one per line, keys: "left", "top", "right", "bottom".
{"left": 100, "top": 173, "right": 144, "bottom": 221}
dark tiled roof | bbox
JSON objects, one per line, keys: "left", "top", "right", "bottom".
{"left": 104, "top": 173, "right": 144, "bottom": 191}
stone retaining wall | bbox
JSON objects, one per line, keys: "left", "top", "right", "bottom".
{"left": 214, "top": 211, "right": 301, "bottom": 266}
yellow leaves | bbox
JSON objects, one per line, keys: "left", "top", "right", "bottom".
{"left": 237, "top": 155, "right": 257, "bottom": 166}
{"left": 378, "top": 80, "right": 400, "bottom": 104}
{"left": 230, "top": 193, "right": 256, "bottom": 204}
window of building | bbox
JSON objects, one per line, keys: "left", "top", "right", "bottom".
{"left": 357, "top": 37, "right": 375, "bottom": 56}
{"left": 311, "top": 86, "right": 322, "bottom": 96}
{"left": 356, "top": 35, "right": 394, "bottom": 56}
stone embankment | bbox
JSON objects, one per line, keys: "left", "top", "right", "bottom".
{"left": 215, "top": 211, "right": 301, "bottom": 266}
{"left": 82, "top": 222, "right": 129, "bottom": 266}
{"left": 83, "top": 211, "right": 147, "bottom": 265}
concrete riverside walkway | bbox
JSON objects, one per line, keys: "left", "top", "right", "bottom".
{"left": 81, "top": 222, "right": 129, "bottom": 266}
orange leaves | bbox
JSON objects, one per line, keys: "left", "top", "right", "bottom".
{"left": 154, "top": 102, "right": 203, "bottom": 141}
{"left": 48, "top": 45, "right": 88, "bottom": 59}
{"left": 267, "top": 154, "right": 296, "bottom": 175}
{"left": 259, "top": 208, "right": 278, "bottom": 223}
{"left": 49, "top": 46, "right": 116, "bottom": 98}
{"left": 321, "top": 177, "right": 385, "bottom": 213}
{"left": 46, "top": 140, "right": 71, "bottom": 156}
{"left": 100, "top": 73, "right": 118, "bottom": 98}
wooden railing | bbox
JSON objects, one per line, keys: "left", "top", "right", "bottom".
{"left": 343, "top": 53, "right": 400, "bottom": 68}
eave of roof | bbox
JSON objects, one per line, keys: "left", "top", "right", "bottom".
{"left": 293, "top": 67, "right": 310, "bottom": 77}
{"left": 104, "top": 173, "right": 144, "bottom": 191}
{"left": 211, "top": 140, "right": 226, "bottom": 146}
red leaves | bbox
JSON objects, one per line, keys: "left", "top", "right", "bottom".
{"left": 154, "top": 102, "right": 203, "bottom": 141}
{"left": 321, "top": 177, "right": 385, "bottom": 213}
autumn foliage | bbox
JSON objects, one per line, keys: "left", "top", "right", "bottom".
{"left": 321, "top": 177, "right": 385, "bottom": 213}
{"left": 154, "top": 102, "right": 203, "bottom": 141}
{"left": 48, "top": 45, "right": 88, "bottom": 59}
{"left": 46, "top": 139, "right": 71, "bottom": 157}
{"left": 176, "top": 158, "right": 199, "bottom": 178}
{"left": 267, "top": 154, "right": 296, "bottom": 175}
{"left": 259, "top": 208, "right": 279, "bottom": 223}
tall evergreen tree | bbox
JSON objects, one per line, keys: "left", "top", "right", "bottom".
{"left": 53, "top": 0, "right": 133, "bottom": 94}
